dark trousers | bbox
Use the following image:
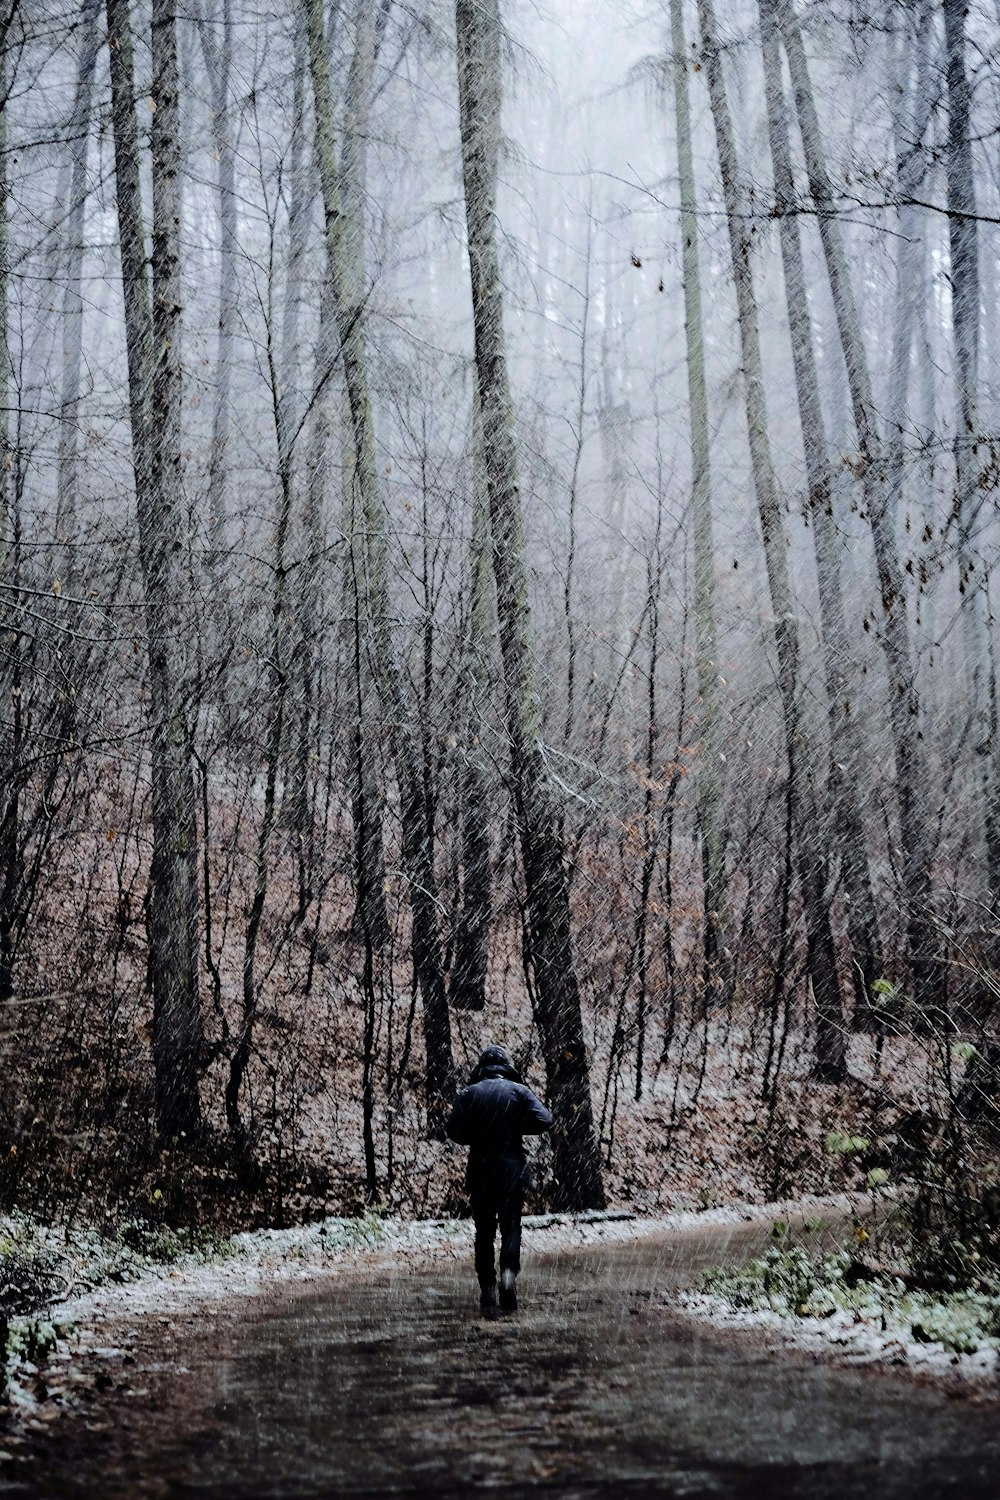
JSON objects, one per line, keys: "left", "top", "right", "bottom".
{"left": 471, "top": 1189, "right": 522, "bottom": 1290}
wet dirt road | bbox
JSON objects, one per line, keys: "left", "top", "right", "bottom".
{"left": 8, "top": 1220, "right": 1000, "bottom": 1498}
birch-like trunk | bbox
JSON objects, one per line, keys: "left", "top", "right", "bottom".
{"left": 697, "top": 0, "right": 847, "bottom": 1081}
{"left": 306, "top": 0, "right": 455, "bottom": 1127}
{"left": 669, "top": 0, "right": 727, "bottom": 1003}
{"left": 759, "top": 0, "right": 883, "bottom": 1023}
{"left": 776, "top": 0, "right": 941, "bottom": 1006}
{"left": 107, "top": 0, "right": 204, "bottom": 1138}
{"left": 456, "top": 0, "right": 605, "bottom": 1205}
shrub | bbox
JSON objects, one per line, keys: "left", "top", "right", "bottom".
{"left": 0, "top": 1217, "right": 65, "bottom": 1315}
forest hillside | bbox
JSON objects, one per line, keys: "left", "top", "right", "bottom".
{"left": 0, "top": 0, "right": 997, "bottom": 1315}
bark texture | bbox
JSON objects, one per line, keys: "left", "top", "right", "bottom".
{"left": 698, "top": 0, "right": 847, "bottom": 1081}
{"left": 306, "top": 0, "right": 455, "bottom": 1128}
{"left": 759, "top": 0, "right": 883, "bottom": 1024}
{"left": 776, "top": 0, "right": 941, "bottom": 1006}
{"left": 107, "top": 0, "right": 204, "bottom": 1138}
{"left": 944, "top": 0, "right": 1000, "bottom": 904}
{"left": 669, "top": 0, "right": 727, "bottom": 1004}
{"left": 450, "top": 378, "right": 494, "bottom": 1013}
{"left": 456, "top": 0, "right": 605, "bottom": 1205}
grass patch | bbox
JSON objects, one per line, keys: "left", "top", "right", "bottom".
{"left": 698, "top": 1240, "right": 1000, "bottom": 1357}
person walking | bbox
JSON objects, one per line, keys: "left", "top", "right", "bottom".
{"left": 446, "top": 1045, "right": 553, "bottom": 1316}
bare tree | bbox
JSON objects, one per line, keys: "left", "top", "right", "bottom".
{"left": 106, "top": 0, "right": 204, "bottom": 1137}
{"left": 54, "top": 0, "right": 102, "bottom": 592}
{"left": 775, "top": 0, "right": 941, "bottom": 1006}
{"left": 450, "top": 377, "right": 495, "bottom": 1012}
{"left": 697, "top": 0, "right": 847, "bottom": 1081}
{"left": 306, "top": 0, "right": 455, "bottom": 1128}
{"left": 758, "top": 0, "right": 883, "bottom": 1022}
{"left": 195, "top": 0, "right": 239, "bottom": 573}
{"left": 943, "top": 0, "right": 1000, "bottom": 903}
{"left": 668, "top": 0, "right": 727, "bottom": 1003}
{"left": 455, "top": 0, "right": 605, "bottom": 1205}
{"left": 0, "top": 0, "right": 14, "bottom": 564}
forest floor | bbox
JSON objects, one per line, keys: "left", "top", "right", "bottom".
{"left": 1, "top": 1205, "right": 998, "bottom": 1498}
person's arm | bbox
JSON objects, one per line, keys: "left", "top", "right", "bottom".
{"left": 519, "top": 1086, "right": 553, "bottom": 1135}
{"left": 445, "top": 1090, "right": 472, "bottom": 1144}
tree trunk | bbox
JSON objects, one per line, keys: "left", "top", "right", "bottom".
{"left": 54, "top": 0, "right": 102, "bottom": 592}
{"left": 885, "top": 1, "right": 932, "bottom": 535}
{"left": 225, "top": 285, "right": 296, "bottom": 1180}
{"left": 342, "top": 397, "right": 392, "bottom": 951}
{"left": 305, "top": 0, "right": 455, "bottom": 1128}
{"left": 944, "top": 0, "right": 1000, "bottom": 904}
{"left": 0, "top": 4, "right": 9, "bottom": 567}
{"left": 294, "top": 278, "right": 340, "bottom": 919}
{"left": 697, "top": 0, "right": 847, "bottom": 1082}
{"left": 669, "top": 0, "right": 727, "bottom": 1005}
{"left": 776, "top": 0, "right": 941, "bottom": 1008}
{"left": 759, "top": 0, "right": 883, "bottom": 1025}
{"left": 0, "top": 18, "right": 17, "bottom": 1005}
{"left": 107, "top": 0, "right": 204, "bottom": 1138}
{"left": 450, "top": 378, "right": 494, "bottom": 1012}
{"left": 196, "top": 0, "right": 238, "bottom": 574}
{"left": 277, "top": 22, "right": 317, "bottom": 871}
{"left": 455, "top": 0, "right": 605, "bottom": 1205}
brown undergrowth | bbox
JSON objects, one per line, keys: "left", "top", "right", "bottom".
{"left": 0, "top": 763, "right": 996, "bottom": 1249}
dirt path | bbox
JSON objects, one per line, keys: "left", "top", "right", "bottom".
{"left": 3, "top": 1219, "right": 999, "bottom": 1497}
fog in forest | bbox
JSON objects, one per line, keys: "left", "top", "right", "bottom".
{"left": 1, "top": 0, "right": 999, "bottom": 1236}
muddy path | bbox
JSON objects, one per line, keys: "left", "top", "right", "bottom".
{"left": 4, "top": 1219, "right": 999, "bottom": 1498}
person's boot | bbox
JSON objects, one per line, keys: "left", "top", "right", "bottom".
{"left": 499, "top": 1268, "right": 517, "bottom": 1313}
{"left": 480, "top": 1282, "right": 498, "bottom": 1318}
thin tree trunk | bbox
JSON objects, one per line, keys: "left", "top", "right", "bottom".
{"left": 294, "top": 278, "right": 340, "bottom": 919}
{"left": 0, "top": 3, "right": 9, "bottom": 568}
{"left": 0, "top": 14, "right": 17, "bottom": 1005}
{"left": 225, "top": 293, "right": 295, "bottom": 1179}
{"left": 697, "top": 0, "right": 847, "bottom": 1081}
{"left": 669, "top": 0, "right": 727, "bottom": 1005}
{"left": 342, "top": 395, "right": 391, "bottom": 950}
{"left": 197, "top": 0, "right": 238, "bottom": 574}
{"left": 277, "top": 24, "right": 315, "bottom": 865}
{"left": 944, "top": 0, "right": 1000, "bottom": 902}
{"left": 455, "top": 0, "right": 605, "bottom": 1205}
{"left": 886, "top": 2, "right": 933, "bottom": 534}
{"left": 305, "top": 0, "right": 455, "bottom": 1128}
{"left": 107, "top": 0, "right": 204, "bottom": 1138}
{"left": 54, "top": 0, "right": 102, "bottom": 592}
{"left": 776, "top": 0, "right": 941, "bottom": 1007}
{"left": 759, "top": 0, "right": 883, "bottom": 1024}
{"left": 450, "top": 377, "right": 494, "bottom": 1012}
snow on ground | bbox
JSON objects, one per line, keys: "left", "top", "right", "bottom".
{"left": 673, "top": 1288, "right": 1000, "bottom": 1398}
{"left": 3, "top": 1191, "right": 996, "bottom": 1434}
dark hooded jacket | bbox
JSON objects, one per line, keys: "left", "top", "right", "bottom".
{"left": 445, "top": 1047, "right": 553, "bottom": 1198}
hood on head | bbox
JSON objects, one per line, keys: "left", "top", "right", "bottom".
{"left": 470, "top": 1045, "right": 523, "bottom": 1085}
